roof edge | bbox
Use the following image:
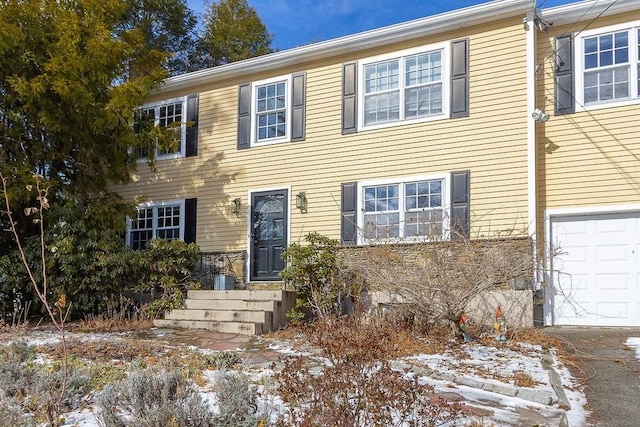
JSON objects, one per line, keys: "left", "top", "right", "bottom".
{"left": 157, "top": 0, "right": 532, "bottom": 94}
{"left": 539, "top": 0, "right": 639, "bottom": 26}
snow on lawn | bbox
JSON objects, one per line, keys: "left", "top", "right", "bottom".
{"left": 408, "top": 342, "right": 552, "bottom": 391}
{"left": 1, "top": 329, "right": 588, "bottom": 427}
{"left": 626, "top": 337, "right": 640, "bottom": 360}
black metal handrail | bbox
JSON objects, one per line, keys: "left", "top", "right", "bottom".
{"left": 194, "top": 251, "right": 246, "bottom": 288}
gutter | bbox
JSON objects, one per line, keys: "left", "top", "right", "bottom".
{"left": 157, "top": 0, "right": 532, "bottom": 94}
{"left": 539, "top": 0, "right": 639, "bottom": 26}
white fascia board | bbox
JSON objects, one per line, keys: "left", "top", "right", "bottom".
{"left": 539, "top": 0, "right": 640, "bottom": 26}
{"left": 157, "top": 0, "right": 532, "bottom": 95}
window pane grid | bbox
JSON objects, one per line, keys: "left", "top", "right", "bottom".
{"left": 404, "top": 179, "right": 443, "bottom": 238}
{"left": 158, "top": 102, "right": 183, "bottom": 154}
{"left": 133, "top": 108, "right": 155, "bottom": 159}
{"left": 129, "top": 204, "right": 182, "bottom": 249}
{"left": 134, "top": 99, "right": 185, "bottom": 159}
{"left": 256, "top": 81, "right": 287, "bottom": 142}
{"left": 156, "top": 205, "right": 181, "bottom": 241}
{"left": 131, "top": 208, "right": 153, "bottom": 250}
{"left": 364, "top": 49, "right": 443, "bottom": 125}
{"left": 583, "top": 30, "right": 631, "bottom": 104}
{"left": 362, "top": 180, "right": 444, "bottom": 241}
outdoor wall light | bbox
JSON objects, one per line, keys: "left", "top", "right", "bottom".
{"left": 296, "top": 192, "right": 308, "bottom": 211}
{"left": 531, "top": 109, "right": 550, "bottom": 122}
{"left": 231, "top": 197, "right": 241, "bottom": 214}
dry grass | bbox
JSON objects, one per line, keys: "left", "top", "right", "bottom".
{"left": 512, "top": 371, "right": 538, "bottom": 388}
{"left": 37, "top": 338, "right": 174, "bottom": 362}
{"left": 74, "top": 315, "right": 153, "bottom": 332}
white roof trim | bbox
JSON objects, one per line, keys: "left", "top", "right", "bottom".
{"left": 539, "top": 0, "right": 639, "bottom": 26}
{"left": 157, "top": 0, "right": 532, "bottom": 94}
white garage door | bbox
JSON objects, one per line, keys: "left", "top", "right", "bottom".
{"left": 550, "top": 212, "right": 640, "bottom": 326}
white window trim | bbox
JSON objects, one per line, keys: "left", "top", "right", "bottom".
{"left": 357, "top": 43, "right": 450, "bottom": 131}
{"left": 575, "top": 20, "right": 640, "bottom": 113}
{"left": 356, "top": 173, "right": 450, "bottom": 245}
{"left": 136, "top": 96, "right": 188, "bottom": 162}
{"left": 127, "top": 199, "right": 186, "bottom": 248}
{"left": 250, "top": 74, "right": 292, "bottom": 147}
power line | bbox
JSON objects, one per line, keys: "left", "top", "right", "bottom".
{"left": 536, "top": 0, "right": 620, "bottom": 75}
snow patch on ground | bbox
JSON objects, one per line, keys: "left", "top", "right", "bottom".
{"left": 3, "top": 331, "right": 588, "bottom": 427}
{"left": 625, "top": 337, "right": 640, "bottom": 360}
{"left": 551, "top": 349, "right": 589, "bottom": 426}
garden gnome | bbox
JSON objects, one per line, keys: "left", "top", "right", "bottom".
{"left": 494, "top": 306, "right": 507, "bottom": 341}
{"left": 459, "top": 313, "right": 473, "bottom": 343}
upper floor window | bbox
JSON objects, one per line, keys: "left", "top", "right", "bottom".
{"left": 576, "top": 22, "right": 640, "bottom": 110}
{"left": 359, "top": 44, "right": 448, "bottom": 129}
{"left": 134, "top": 95, "right": 198, "bottom": 160}
{"left": 128, "top": 200, "right": 185, "bottom": 250}
{"left": 251, "top": 75, "right": 291, "bottom": 145}
{"left": 359, "top": 175, "right": 447, "bottom": 243}
{"left": 256, "top": 80, "right": 287, "bottom": 141}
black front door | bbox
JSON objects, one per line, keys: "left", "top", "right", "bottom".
{"left": 251, "top": 190, "right": 288, "bottom": 281}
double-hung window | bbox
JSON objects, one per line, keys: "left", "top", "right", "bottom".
{"left": 576, "top": 22, "right": 640, "bottom": 109}
{"left": 252, "top": 75, "right": 291, "bottom": 145}
{"left": 135, "top": 96, "right": 188, "bottom": 160}
{"left": 360, "top": 175, "right": 446, "bottom": 242}
{"left": 128, "top": 200, "right": 185, "bottom": 250}
{"left": 361, "top": 44, "right": 448, "bottom": 128}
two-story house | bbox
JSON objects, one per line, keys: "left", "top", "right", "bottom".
{"left": 116, "top": 0, "right": 640, "bottom": 329}
{"left": 538, "top": 0, "right": 640, "bottom": 326}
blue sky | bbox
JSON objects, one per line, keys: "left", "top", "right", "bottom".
{"left": 188, "top": 0, "right": 578, "bottom": 51}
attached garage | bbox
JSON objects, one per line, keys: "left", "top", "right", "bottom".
{"left": 547, "top": 211, "right": 640, "bottom": 326}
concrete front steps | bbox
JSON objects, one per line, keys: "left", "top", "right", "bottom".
{"left": 154, "top": 289, "right": 296, "bottom": 336}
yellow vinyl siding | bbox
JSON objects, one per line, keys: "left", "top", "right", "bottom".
{"left": 536, "top": 11, "right": 640, "bottom": 222}
{"left": 117, "top": 18, "right": 530, "bottom": 252}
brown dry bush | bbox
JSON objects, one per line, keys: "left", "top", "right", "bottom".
{"left": 343, "top": 234, "right": 535, "bottom": 339}
{"left": 274, "top": 314, "right": 462, "bottom": 426}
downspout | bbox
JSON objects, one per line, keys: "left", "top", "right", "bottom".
{"left": 525, "top": 12, "right": 540, "bottom": 320}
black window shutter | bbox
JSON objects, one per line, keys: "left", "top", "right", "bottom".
{"left": 342, "top": 62, "right": 357, "bottom": 134}
{"left": 185, "top": 94, "right": 198, "bottom": 157}
{"left": 555, "top": 35, "right": 574, "bottom": 115}
{"left": 237, "top": 83, "right": 251, "bottom": 149}
{"left": 291, "top": 72, "right": 306, "bottom": 141}
{"left": 450, "top": 38, "right": 469, "bottom": 118}
{"left": 341, "top": 182, "right": 358, "bottom": 245}
{"left": 184, "top": 198, "right": 197, "bottom": 244}
{"left": 450, "top": 170, "right": 470, "bottom": 239}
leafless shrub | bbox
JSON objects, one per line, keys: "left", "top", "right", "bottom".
{"left": 274, "top": 314, "right": 461, "bottom": 426}
{"left": 1, "top": 172, "right": 73, "bottom": 420}
{"left": 343, "top": 230, "right": 537, "bottom": 338}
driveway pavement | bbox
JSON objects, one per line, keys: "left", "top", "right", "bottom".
{"left": 546, "top": 327, "right": 640, "bottom": 427}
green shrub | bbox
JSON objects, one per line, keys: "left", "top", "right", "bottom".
{"left": 0, "top": 200, "right": 200, "bottom": 320}
{"left": 280, "top": 232, "right": 363, "bottom": 320}
{"left": 214, "top": 371, "right": 260, "bottom": 426}
{"left": 135, "top": 238, "right": 200, "bottom": 318}
{"left": 0, "top": 341, "right": 92, "bottom": 425}
{"left": 96, "top": 366, "right": 215, "bottom": 427}
{"left": 0, "top": 396, "right": 35, "bottom": 427}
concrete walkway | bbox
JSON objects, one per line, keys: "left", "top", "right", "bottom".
{"left": 546, "top": 327, "right": 640, "bottom": 427}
